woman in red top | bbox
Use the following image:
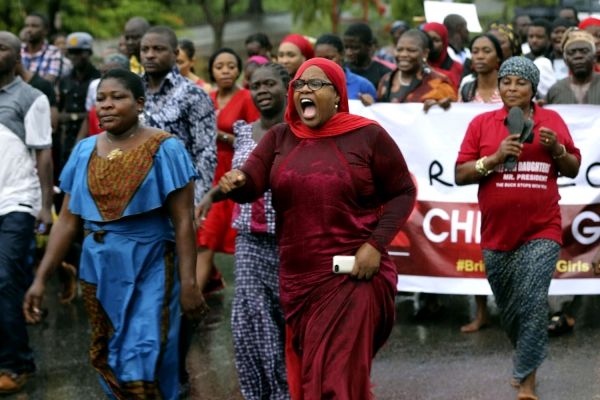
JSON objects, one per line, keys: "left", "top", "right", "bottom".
{"left": 455, "top": 57, "right": 581, "bottom": 400}
{"left": 219, "top": 58, "right": 416, "bottom": 399}
{"left": 422, "top": 22, "right": 464, "bottom": 89}
{"left": 196, "top": 48, "right": 259, "bottom": 293}
{"left": 277, "top": 34, "right": 314, "bottom": 78}
{"left": 176, "top": 39, "right": 212, "bottom": 93}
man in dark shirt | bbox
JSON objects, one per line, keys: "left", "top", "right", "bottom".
{"left": 444, "top": 14, "right": 471, "bottom": 64}
{"left": 57, "top": 32, "right": 100, "bottom": 169}
{"left": 526, "top": 19, "right": 554, "bottom": 60}
{"left": 343, "top": 22, "right": 392, "bottom": 89}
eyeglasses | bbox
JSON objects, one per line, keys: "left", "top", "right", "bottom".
{"left": 291, "top": 79, "right": 334, "bottom": 91}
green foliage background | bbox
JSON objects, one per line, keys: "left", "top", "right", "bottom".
{"left": 0, "top": 0, "right": 563, "bottom": 40}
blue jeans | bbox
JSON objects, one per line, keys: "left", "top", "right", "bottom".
{"left": 0, "top": 212, "right": 36, "bottom": 374}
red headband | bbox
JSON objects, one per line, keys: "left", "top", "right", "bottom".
{"left": 422, "top": 22, "right": 449, "bottom": 68}
{"left": 579, "top": 17, "right": 600, "bottom": 30}
{"left": 284, "top": 58, "right": 378, "bottom": 139}
{"left": 281, "top": 34, "right": 314, "bottom": 60}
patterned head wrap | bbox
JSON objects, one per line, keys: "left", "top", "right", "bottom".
{"left": 498, "top": 56, "right": 540, "bottom": 94}
{"left": 562, "top": 28, "right": 596, "bottom": 52}
{"left": 488, "top": 22, "right": 522, "bottom": 57}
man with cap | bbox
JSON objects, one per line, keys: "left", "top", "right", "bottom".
{"left": 0, "top": 31, "right": 53, "bottom": 394}
{"left": 547, "top": 29, "right": 600, "bottom": 104}
{"left": 57, "top": 32, "right": 100, "bottom": 174}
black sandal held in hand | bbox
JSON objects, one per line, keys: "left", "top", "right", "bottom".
{"left": 504, "top": 107, "right": 529, "bottom": 170}
{"left": 548, "top": 312, "right": 575, "bottom": 336}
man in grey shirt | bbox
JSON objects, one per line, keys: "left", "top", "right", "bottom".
{"left": 546, "top": 29, "right": 600, "bottom": 105}
{"left": 0, "top": 31, "right": 53, "bottom": 394}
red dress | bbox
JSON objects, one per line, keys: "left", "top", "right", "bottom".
{"left": 232, "top": 123, "right": 416, "bottom": 399}
{"left": 196, "top": 88, "right": 259, "bottom": 252}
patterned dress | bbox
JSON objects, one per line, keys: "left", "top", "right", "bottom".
{"left": 377, "top": 66, "right": 457, "bottom": 103}
{"left": 196, "top": 89, "right": 259, "bottom": 253}
{"left": 59, "top": 132, "right": 197, "bottom": 399}
{"left": 230, "top": 121, "right": 288, "bottom": 400}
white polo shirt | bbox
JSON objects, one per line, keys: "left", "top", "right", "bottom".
{"left": 0, "top": 77, "right": 52, "bottom": 217}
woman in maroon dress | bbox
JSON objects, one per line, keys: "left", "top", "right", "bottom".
{"left": 196, "top": 48, "right": 260, "bottom": 293}
{"left": 219, "top": 58, "right": 416, "bottom": 399}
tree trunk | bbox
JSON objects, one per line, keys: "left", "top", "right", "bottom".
{"left": 246, "top": 0, "right": 264, "bottom": 16}
{"left": 212, "top": 21, "right": 225, "bottom": 52}
{"left": 1, "top": 2, "right": 14, "bottom": 31}
{"left": 200, "top": 0, "right": 241, "bottom": 52}
{"left": 47, "top": 0, "right": 62, "bottom": 35}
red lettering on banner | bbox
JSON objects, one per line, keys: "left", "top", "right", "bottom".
{"left": 389, "top": 202, "right": 600, "bottom": 281}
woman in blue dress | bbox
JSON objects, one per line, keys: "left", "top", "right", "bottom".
{"left": 23, "top": 69, "right": 207, "bottom": 399}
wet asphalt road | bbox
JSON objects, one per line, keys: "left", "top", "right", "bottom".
{"left": 5, "top": 253, "right": 600, "bottom": 400}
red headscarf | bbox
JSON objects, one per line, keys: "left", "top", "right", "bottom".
{"left": 280, "top": 34, "right": 315, "bottom": 60}
{"left": 579, "top": 17, "right": 600, "bottom": 30}
{"left": 422, "top": 22, "right": 449, "bottom": 68}
{"left": 284, "top": 58, "right": 378, "bottom": 139}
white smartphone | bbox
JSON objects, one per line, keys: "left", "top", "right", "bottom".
{"left": 332, "top": 256, "right": 355, "bottom": 274}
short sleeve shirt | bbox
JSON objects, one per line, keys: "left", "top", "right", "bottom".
{"left": 456, "top": 105, "right": 581, "bottom": 251}
{"left": 0, "top": 77, "right": 52, "bottom": 216}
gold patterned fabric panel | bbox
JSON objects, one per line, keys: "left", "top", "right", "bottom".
{"left": 88, "top": 132, "right": 171, "bottom": 221}
{"left": 81, "top": 281, "right": 163, "bottom": 399}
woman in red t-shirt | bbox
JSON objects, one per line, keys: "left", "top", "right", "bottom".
{"left": 176, "top": 39, "right": 212, "bottom": 93}
{"left": 455, "top": 57, "right": 581, "bottom": 400}
{"left": 196, "top": 48, "right": 259, "bottom": 294}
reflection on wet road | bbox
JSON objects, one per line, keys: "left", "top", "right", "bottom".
{"left": 6, "top": 253, "right": 600, "bottom": 399}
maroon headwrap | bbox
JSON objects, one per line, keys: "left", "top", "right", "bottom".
{"left": 280, "top": 34, "right": 315, "bottom": 60}
{"left": 284, "top": 58, "right": 378, "bottom": 139}
{"left": 422, "top": 22, "right": 449, "bottom": 68}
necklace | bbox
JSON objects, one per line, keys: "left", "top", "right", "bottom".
{"left": 398, "top": 73, "right": 412, "bottom": 86}
{"left": 105, "top": 130, "right": 137, "bottom": 160}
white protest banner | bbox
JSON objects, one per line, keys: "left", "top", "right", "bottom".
{"left": 349, "top": 101, "right": 600, "bottom": 295}
{"left": 423, "top": 1, "right": 483, "bottom": 33}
